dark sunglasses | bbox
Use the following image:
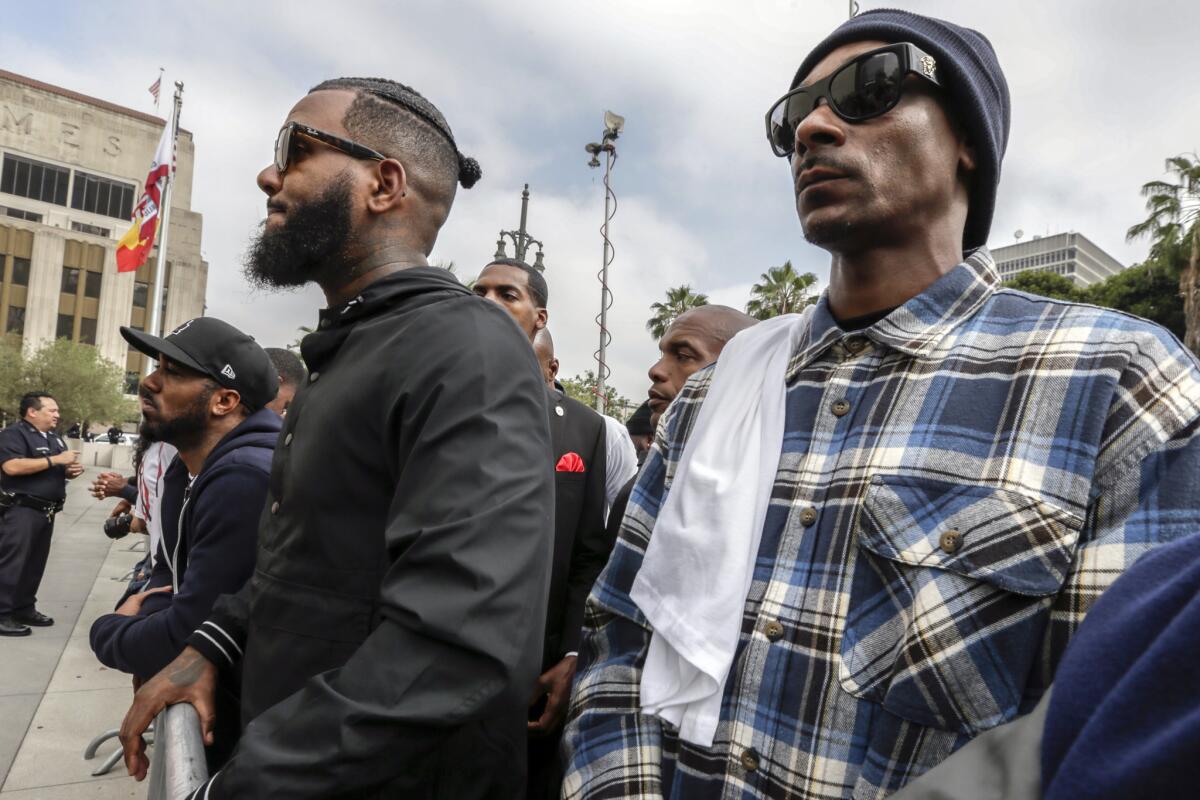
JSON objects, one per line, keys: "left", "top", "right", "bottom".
{"left": 273, "top": 121, "right": 387, "bottom": 174}
{"left": 765, "top": 42, "right": 941, "bottom": 158}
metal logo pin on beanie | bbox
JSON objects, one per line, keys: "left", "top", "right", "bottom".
{"left": 221, "top": 364, "right": 236, "bottom": 380}
{"left": 921, "top": 55, "right": 937, "bottom": 79}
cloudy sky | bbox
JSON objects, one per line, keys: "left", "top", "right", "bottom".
{"left": 5, "top": 1, "right": 1197, "bottom": 403}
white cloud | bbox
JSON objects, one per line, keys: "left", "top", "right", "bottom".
{"left": 2, "top": 0, "right": 1196, "bottom": 399}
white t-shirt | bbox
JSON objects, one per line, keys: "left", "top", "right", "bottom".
{"left": 602, "top": 415, "right": 638, "bottom": 523}
{"left": 135, "top": 441, "right": 178, "bottom": 568}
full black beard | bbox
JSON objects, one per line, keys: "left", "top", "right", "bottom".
{"left": 243, "top": 173, "right": 357, "bottom": 289}
{"left": 138, "top": 386, "right": 214, "bottom": 452}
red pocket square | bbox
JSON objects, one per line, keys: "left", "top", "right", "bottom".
{"left": 556, "top": 452, "right": 585, "bottom": 472}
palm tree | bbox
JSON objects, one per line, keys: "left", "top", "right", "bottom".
{"left": 745, "top": 261, "right": 819, "bottom": 320}
{"left": 1127, "top": 154, "right": 1200, "bottom": 353}
{"left": 646, "top": 285, "right": 709, "bottom": 339}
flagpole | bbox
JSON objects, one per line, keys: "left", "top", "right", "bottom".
{"left": 144, "top": 82, "right": 183, "bottom": 375}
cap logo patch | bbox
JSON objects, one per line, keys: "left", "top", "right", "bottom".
{"left": 170, "top": 319, "right": 195, "bottom": 336}
{"left": 920, "top": 55, "right": 937, "bottom": 79}
{"left": 221, "top": 364, "right": 236, "bottom": 380}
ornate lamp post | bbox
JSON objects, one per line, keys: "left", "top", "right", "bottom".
{"left": 493, "top": 183, "right": 546, "bottom": 271}
{"left": 585, "top": 111, "right": 624, "bottom": 413}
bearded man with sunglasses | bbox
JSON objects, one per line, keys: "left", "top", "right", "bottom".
{"left": 118, "top": 78, "right": 555, "bottom": 799}
{"left": 563, "top": 10, "right": 1200, "bottom": 800}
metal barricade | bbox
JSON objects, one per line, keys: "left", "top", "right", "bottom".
{"left": 147, "top": 703, "right": 208, "bottom": 799}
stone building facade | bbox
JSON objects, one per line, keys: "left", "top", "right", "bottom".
{"left": 0, "top": 69, "right": 206, "bottom": 391}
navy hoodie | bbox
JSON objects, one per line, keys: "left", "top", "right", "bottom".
{"left": 1041, "top": 530, "right": 1200, "bottom": 800}
{"left": 90, "top": 408, "right": 279, "bottom": 680}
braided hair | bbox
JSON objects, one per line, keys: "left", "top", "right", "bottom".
{"left": 310, "top": 77, "right": 481, "bottom": 189}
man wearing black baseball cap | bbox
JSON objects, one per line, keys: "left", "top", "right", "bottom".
{"left": 563, "top": 9, "right": 1200, "bottom": 799}
{"left": 91, "top": 316, "right": 280, "bottom": 767}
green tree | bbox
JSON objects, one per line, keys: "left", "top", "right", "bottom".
{"left": 15, "top": 338, "right": 134, "bottom": 425}
{"left": 1126, "top": 153, "right": 1200, "bottom": 352}
{"left": 0, "top": 336, "right": 25, "bottom": 424}
{"left": 560, "top": 370, "right": 632, "bottom": 418}
{"left": 647, "top": 285, "right": 708, "bottom": 339}
{"left": 288, "top": 325, "right": 314, "bottom": 353}
{"left": 1002, "top": 269, "right": 1087, "bottom": 302}
{"left": 1086, "top": 260, "right": 1185, "bottom": 340}
{"left": 745, "top": 261, "right": 819, "bottom": 319}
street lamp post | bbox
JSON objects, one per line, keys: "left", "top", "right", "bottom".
{"left": 585, "top": 111, "right": 624, "bottom": 414}
{"left": 493, "top": 183, "right": 546, "bottom": 271}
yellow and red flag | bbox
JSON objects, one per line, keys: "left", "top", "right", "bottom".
{"left": 116, "top": 113, "right": 175, "bottom": 273}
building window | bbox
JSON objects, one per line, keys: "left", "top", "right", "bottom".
{"left": 133, "top": 281, "right": 149, "bottom": 308}
{"left": 84, "top": 271, "right": 102, "bottom": 299}
{"left": 2, "top": 206, "right": 42, "bottom": 223}
{"left": 61, "top": 266, "right": 80, "bottom": 294}
{"left": 56, "top": 313, "right": 73, "bottom": 340}
{"left": 0, "top": 154, "right": 70, "bottom": 206}
{"left": 71, "top": 171, "right": 136, "bottom": 220}
{"left": 11, "top": 257, "right": 30, "bottom": 286}
{"left": 71, "top": 221, "right": 111, "bottom": 237}
{"left": 5, "top": 306, "right": 24, "bottom": 335}
{"left": 79, "top": 316, "right": 97, "bottom": 345}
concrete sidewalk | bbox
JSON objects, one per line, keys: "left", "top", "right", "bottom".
{"left": 0, "top": 467, "right": 149, "bottom": 798}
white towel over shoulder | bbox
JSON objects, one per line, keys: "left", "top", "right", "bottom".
{"left": 630, "top": 309, "right": 812, "bottom": 747}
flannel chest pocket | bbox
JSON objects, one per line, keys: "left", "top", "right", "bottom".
{"left": 838, "top": 474, "right": 1082, "bottom": 734}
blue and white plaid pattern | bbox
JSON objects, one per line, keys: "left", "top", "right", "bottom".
{"left": 562, "top": 250, "right": 1200, "bottom": 799}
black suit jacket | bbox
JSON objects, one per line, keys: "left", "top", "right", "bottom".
{"left": 544, "top": 388, "right": 609, "bottom": 669}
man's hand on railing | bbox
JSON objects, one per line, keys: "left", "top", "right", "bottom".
{"left": 119, "top": 646, "right": 217, "bottom": 782}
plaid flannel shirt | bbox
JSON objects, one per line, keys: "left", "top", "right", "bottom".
{"left": 562, "top": 250, "right": 1200, "bottom": 800}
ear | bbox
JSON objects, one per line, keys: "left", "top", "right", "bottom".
{"left": 535, "top": 308, "right": 548, "bottom": 333}
{"left": 549, "top": 357, "right": 560, "bottom": 380}
{"left": 211, "top": 388, "right": 243, "bottom": 419}
{"left": 365, "top": 158, "right": 408, "bottom": 215}
{"left": 957, "top": 135, "right": 977, "bottom": 176}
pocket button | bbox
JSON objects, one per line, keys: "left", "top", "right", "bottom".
{"left": 939, "top": 529, "right": 962, "bottom": 554}
{"left": 739, "top": 748, "right": 760, "bottom": 772}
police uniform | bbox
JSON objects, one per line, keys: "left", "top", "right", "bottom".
{"left": 0, "top": 419, "right": 68, "bottom": 622}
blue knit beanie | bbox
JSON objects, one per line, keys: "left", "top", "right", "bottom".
{"left": 790, "top": 9, "right": 1010, "bottom": 250}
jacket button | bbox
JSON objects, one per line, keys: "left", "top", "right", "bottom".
{"left": 309, "top": 372, "right": 320, "bottom": 383}
{"left": 831, "top": 399, "right": 851, "bottom": 417}
{"left": 270, "top": 501, "right": 280, "bottom": 515}
{"left": 799, "top": 506, "right": 818, "bottom": 527}
{"left": 940, "top": 529, "right": 962, "bottom": 554}
{"left": 284, "top": 433, "right": 293, "bottom": 446}
{"left": 319, "top": 318, "right": 330, "bottom": 329}
{"left": 764, "top": 620, "right": 784, "bottom": 642}
{"left": 739, "top": 748, "right": 760, "bottom": 772}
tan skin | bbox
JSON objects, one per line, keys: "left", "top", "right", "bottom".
{"left": 792, "top": 40, "right": 976, "bottom": 320}
{"left": 121, "top": 89, "right": 455, "bottom": 780}
{"left": 473, "top": 263, "right": 547, "bottom": 342}
{"left": 1, "top": 398, "right": 83, "bottom": 479}
{"left": 473, "top": 277, "right": 574, "bottom": 734}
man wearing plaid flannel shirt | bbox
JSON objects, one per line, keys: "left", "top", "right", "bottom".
{"left": 562, "top": 9, "right": 1200, "bottom": 800}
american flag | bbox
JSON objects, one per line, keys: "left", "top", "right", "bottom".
{"left": 148, "top": 74, "right": 161, "bottom": 105}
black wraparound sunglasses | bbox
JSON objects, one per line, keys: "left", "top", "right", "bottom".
{"left": 273, "top": 121, "right": 387, "bottom": 174}
{"left": 765, "top": 42, "right": 942, "bottom": 158}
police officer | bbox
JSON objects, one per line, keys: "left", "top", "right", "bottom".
{"left": 0, "top": 392, "right": 83, "bottom": 636}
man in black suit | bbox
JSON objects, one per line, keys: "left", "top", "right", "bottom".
{"left": 475, "top": 259, "right": 609, "bottom": 800}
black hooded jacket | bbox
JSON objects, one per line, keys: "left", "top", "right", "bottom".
{"left": 90, "top": 409, "right": 279, "bottom": 680}
{"left": 185, "top": 267, "right": 554, "bottom": 799}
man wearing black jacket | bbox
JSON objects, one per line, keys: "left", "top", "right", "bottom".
{"left": 119, "top": 78, "right": 552, "bottom": 799}
{"left": 474, "top": 260, "right": 609, "bottom": 800}
{"left": 90, "top": 316, "right": 279, "bottom": 764}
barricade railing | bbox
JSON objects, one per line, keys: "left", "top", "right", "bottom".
{"left": 147, "top": 703, "right": 208, "bottom": 799}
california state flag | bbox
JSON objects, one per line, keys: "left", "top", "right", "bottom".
{"left": 116, "top": 113, "right": 175, "bottom": 272}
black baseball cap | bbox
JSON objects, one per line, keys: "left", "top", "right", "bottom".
{"left": 121, "top": 317, "right": 279, "bottom": 411}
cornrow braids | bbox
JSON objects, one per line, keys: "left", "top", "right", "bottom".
{"left": 310, "top": 77, "right": 481, "bottom": 188}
